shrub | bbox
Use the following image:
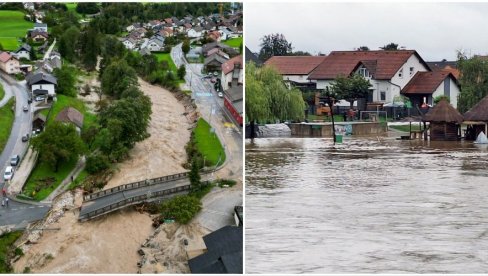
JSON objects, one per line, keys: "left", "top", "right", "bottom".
{"left": 159, "top": 195, "right": 201, "bottom": 224}
{"left": 85, "top": 153, "right": 110, "bottom": 174}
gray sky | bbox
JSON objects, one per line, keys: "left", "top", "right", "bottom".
{"left": 246, "top": 2, "right": 488, "bottom": 61}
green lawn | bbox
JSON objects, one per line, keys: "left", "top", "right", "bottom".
{"left": 0, "top": 231, "right": 23, "bottom": 273}
{"left": 153, "top": 52, "right": 178, "bottom": 72}
{"left": 42, "top": 95, "right": 97, "bottom": 130}
{"left": 0, "top": 98, "right": 15, "bottom": 153}
{"left": 193, "top": 118, "right": 225, "bottom": 167}
{"left": 0, "top": 10, "right": 34, "bottom": 51}
{"left": 23, "top": 158, "right": 78, "bottom": 201}
{"left": 0, "top": 84, "right": 5, "bottom": 101}
{"left": 67, "top": 169, "right": 88, "bottom": 190}
{"left": 389, "top": 124, "right": 421, "bottom": 132}
{"left": 222, "top": 37, "right": 243, "bottom": 48}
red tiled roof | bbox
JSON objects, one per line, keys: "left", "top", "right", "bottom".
{"left": 402, "top": 71, "right": 454, "bottom": 94}
{"left": 265, "top": 56, "right": 327, "bottom": 75}
{"left": 0, "top": 51, "right": 14, "bottom": 63}
{"left": 222, "top": 55, "right": 243, "bottom": 75}
{"left": 309, "top": 50, "right": 423, "bottom": 80}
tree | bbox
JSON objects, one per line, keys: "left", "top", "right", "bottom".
{"left": 189, "top": 158, "right": 201, "bottom": 192}
{"left": 159, "top": 195, "right": 202, "bottom": 224}
{"left": 182, "top": 39, "right": 190, "bottom": 55}
{"left": 246, "top": 62, "right": 305, "bottom": 139}
{"left": 258, "top": 33, "right": 293, "bottom": 62}
{"left": 177, "top": 64, "right": 186, "bottom": 80}
{"left": 59, "top": 26, "right": 80, "bottom": 62}
{"left": 29, "top": 43, "right": 37, "bottom": 60}
{"left": 86, "top": 152, "right": 110, "bottom": 174}
{"left": 53, "top": 65, "right": 77, "bottom": 97}
{"left": 329, "top": 74, "right": 372, "bottom": 109}
{"left": 31, "top": 122, "right": 85, "bottom": 172}
{"left": 76, "top": 3, "right": 100, "bottom": 15}
{"left": 101, "top": 60, "right": 138, "bottom": 98}
{"left": 380, "top": 42, "right": 399, "bottom": 50}
{"left": 80, "top": 26, "right": 99, "bottom": 71}
{"left": 457, "top": 52, "right": 488, "bottom": 112}
{"left": 0, "top": 43, "right": 3, "bottom": 51}
{"left": 357, "top": 46, "right": 370, "bottom": 51}
{"left": 289, "top": 51, "right": 311, "bottom": 56}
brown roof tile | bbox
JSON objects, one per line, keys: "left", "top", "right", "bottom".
{"left": 424, "top": 99, "right": 463, "bottom": 123}
{"left": 402, "top": 71, "right": 454, "bottom": 94}
{"left": 55, "top": 107, "right": 84, "bottom": 129}
{"left": 309, "top": 50, "right": 423, "bottom": 80}
{"left": 464, "top": 95, "right": 488, "bottom": 121}
{"left": 265, "top": 56, "right": 327, "bottom": 75}
{"left": 222, "top": 55, "right": 243, "bottom": 75}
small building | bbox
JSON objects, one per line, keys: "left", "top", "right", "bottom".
{"left": 55, "top": 107, "right": 84, "bottom": 132}
{"left": 29, "top": 30, "right": 48, "bottom": 42}
{"left": 221, "top": 55, "right": 242, "bottom": 91}
{"left": 13, "top": 44, "right": 32, "bottom": 60}
{"left": 32, "top": 113, "right": 47, "bottom": 132}
{"left": 424, "top": 99, "right": 463, "bottom": 141}
{"left": 187, "top": 26, "right": 203, "bottom": 38}
{"left": 204, "top": 53, "right": 228, "bottom": 73}
{"left": 141, "top": 36, "right": 164, "bottom": 52}
{"left": 27, "top": 72, "right": 57, "bottom": 98}
{"left": 463, "top": 95, "right": 488, "bottom": 140}
{"left": 121, "top": 37, "right": 137, "bottom": 50}
{"left": 0, "top": 51, "right": 21, "bottom": 74}
{"left": 188, "top": 226, "right": 243, "bottom": 274}
{"left": 224, "top": 81, "right": 243, "bottom": 126}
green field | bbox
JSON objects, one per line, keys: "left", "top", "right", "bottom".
{"left": 0, "top": 10, "right": 34, "bottom": 51}
{"left": 153, "top": 52, "right": 178, "bottom": 72}
{"left": 222, "top": 37, "right": 243, "bottom": 48}
{"left": 23, "top": 158, "right": 78, "bottom": 201}
{"left": 0, "top": 83, "right": 4, "bottom": 101}
{"left": 0, "top": 231, "right": 23, "bottom": 273}
{"left": 41, "top": 95, "right": 97, "bottom": 130}
{"left": 193, "top": 118, "right": 226, "bottom": 167}
{"left": 389, "top": 124, "right": 421, "bottom": 132}
{"left": 0, "top": 98, "right": 15, "bottom": 153}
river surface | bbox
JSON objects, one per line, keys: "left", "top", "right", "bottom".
{"left": 245, "top": 136, "right": 488, "bottom": 273}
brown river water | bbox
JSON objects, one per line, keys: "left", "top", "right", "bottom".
{"left": 245, "top": 136, "right": 488, "bottom": 273}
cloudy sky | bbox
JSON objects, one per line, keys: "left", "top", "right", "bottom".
{"left": 245, "top": 2, "right": 488, "bottom": 61}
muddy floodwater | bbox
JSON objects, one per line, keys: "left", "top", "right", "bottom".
{"left": 245, "top": 136, "right": 488, "bottom": 273}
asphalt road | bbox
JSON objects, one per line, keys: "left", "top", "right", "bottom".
{"left": 0, "top": 74, "right": 49, "bottom": 227}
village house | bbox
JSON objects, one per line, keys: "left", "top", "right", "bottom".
{"left": 207, "top": 30, "right": 221, "bottom": 42}
{"left": 33, "top": 22, "right": 48, "bottom": 32}
{"left": 121, "top": 37, "right": 137, "bottom": 50}
{"left": 141, "top": 36, "right": 165, "bottom": 52}
{"left": 307, "top": 50, "right": 461, "bottom": 108}
{"left": 12, "top": 43, "right": 32, "bottom": 60}
{"left": 0, "top": 51, "right": 21, "bottom": 74}
{"left": 126, "top": 22, "right": 142, "bottom": 32}
{"left": 188, "top": 26, "right": 203, "bottom": 38}
{"left": 223, "top": 79, "right": 243, "bottom": 126}
{"left": 202, "top": 42, "right": 238, "bottom": 57}
{"left": 265, "top": 55, "right": 327, "bottom": 89}
{"left": 27, "top": 71, "right": 57, "bottom": 99}
{"left": 221, "top": 55, "right": 243, "bottom": 91}
{"left": 204, "top": 52, "right": 228, "bottom": 73}
{"left": 426, "top": 60, "right": 460, "bottom": 79}
{"left": 55, "top": 107, "right": 84, "bottom": 133}
{"left": 29, "top": 30, "right": 48, "bottom": 42}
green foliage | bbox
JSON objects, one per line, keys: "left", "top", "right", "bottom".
{"left": 79, "top": 25, "right": 100, "bottom": 71}
{"left": 216, "top": 179, "right": 237, "bottom": 188}
{"left": 193, "top": 118, "right": 225, "bottom": 167}
{"left": 246, "top": 62, "right": 306, "bottom": 123}
{"left": 86, "top": 152, "right": 110, "bottom": 174}
{"left": 76, "top": 3, "right": 100, "bottom": 14}
{"left": 59, "top": 26, "right": 80, "bottom": 62}
{"left": 189, "top": 159, "right": 201, "bottom": 192}
{"left": 380, "top": 42, "right": 399, "bottom": 50}
{"left": 31, "top": 122, "right": 86, "bottom": 172}
{"left": 457, "top": 53, "right": 488, "bottom": 113}
{"left": 258, "top": 33, "right": 292, "bottom": 62}
{"left": 329, "top": 74, "right": 372, "bottom": 108}
{"left": 434, "top": 95, "right": 450, "bottom": 104}
{"left": 0, "top": 98, "right": 15, "bottom": 153}
{"left": 0, "top": 10, "right": 34, "bottom": 51}
{"left": 53, "top": 65, "right": 77, "bottom": 97}
{"left": 101, "top": 59, "right": 138, "bottom": 98}
{"left": 0, "top": 231, "right": 23, "bottom": 273}
{"left": 177, "top": 64, "right": 186, "bottom": 80}
{"left": 182, "top": 39, "right": 190, "bottom": 55}
{"left": 159, "top": 195, "right": 202, "bottom": 224}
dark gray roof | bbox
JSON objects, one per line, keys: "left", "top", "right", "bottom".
{"left": 188, "top": 226, "right": 243, "bottom": 274}
{"left": 27, "top": 72, "right": 57, "bottom": 86}
{"left": 15, "top": 43, "right": 32, "bottom": 53}
{"left": 204, "top": 54, "right": 228, "bottom": 66}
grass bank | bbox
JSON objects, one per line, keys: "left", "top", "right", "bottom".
{"left": 0, "top": 231, "right": 23, "bottom": 273}
{"left": 0, "top": 98, "right": 15, "bottom": 153}
{"left": 41, "top": 95, "right": 97, "bottom": 130}
{"left": 222, "top": 37, "right": 242, "bottom": 48}
{"left": 0, "top": 10, "right": 34, "bottom": 50}
{"left": 0, "top": 84, "right": 4, "bottom": 100}
{"left": 389, "top": 124, "right": 421, "bottom": 132}
{"left": 193, "top": 118, "right": 225, "bottom": 167}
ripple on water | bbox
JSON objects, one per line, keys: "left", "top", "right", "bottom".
{"left": 246, "top": 137, "right": 488, "bottom": 273}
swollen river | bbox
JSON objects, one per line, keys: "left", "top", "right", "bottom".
{"left": 245, "top": 137, "right": 488, "bottom": 273}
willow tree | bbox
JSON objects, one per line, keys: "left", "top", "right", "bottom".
{"left": 245, "top": 62, "right": 305, "bottom": 139}
{"left": 457, "top": 53, "right": 488, "bottom": 113}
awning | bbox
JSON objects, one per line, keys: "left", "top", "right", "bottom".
{"left": 463, "top": 121, "right": 487, "bottom": 125}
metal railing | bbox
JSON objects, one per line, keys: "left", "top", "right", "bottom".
{"left": 83, "top": 172, "right": 190, "bottom": 201}
{"left": 79, "top": 180, "right": 211, "bottom": 221}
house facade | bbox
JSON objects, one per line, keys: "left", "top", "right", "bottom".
{"left": 13, "top": 44, "right": 32, "bottom": 60}
{"left": 33, "top": 23, "right": 48, "bottom": 32}
{"left": 27, "top": 72, "right": 57, "bottom": 98}
{"left": 265, "top": 56, "right": 327, "bottom": 87}
{"left": 0, "top": 52, "right": 21, "bottom": 74}
{"left": 221, "top": 55, "right": 243, "bottom": 91}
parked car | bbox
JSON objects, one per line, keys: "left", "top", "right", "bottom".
{"left": 22, "top": 134, "right": 29, "bottom": 142}
{"left": 28, "top": 98, "right": 32, "bottom": 104}
{"left": 218, "top": 92, "right": 224, "bottom": 98}
{"left": 23, "top": 105, "right": 29, "bottom": 112}
{"left": 10, "top": 155, "right": 20, "bottom": 166}
{"left": 3, "top": 166, "right": 14, "bottom": 181}
{"left": 35, "top": 96, "right": 45, "bottom": 102}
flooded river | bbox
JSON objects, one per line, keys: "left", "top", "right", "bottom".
{"left": 245, "top": 137, "right": 488, "bottom": 273}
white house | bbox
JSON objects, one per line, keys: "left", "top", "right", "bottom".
{"left": 0, "top": 52, "right": 21, "bottom": 74}
{"left": 27, "top": 72, "right": 57, "bottom": 98}
{"left": 188, "top": 26, "right": 203, "bottom": 38}
{"left": 307, "top": 50, "right": 460, "bottom": 108}
{"left": 221, "top": 55, "right": 243, "bottom": 91}
{"left": 121, "top": 37, "right": 137, "bottom": 50}
{"left": 13, "top": 44, "right": 32, "bottom": 60}
{"left": 141, "top": 36, "right": 164, "bottom": 52}
{"left": 33, "top": 22, "right": 47, "bottom": 32}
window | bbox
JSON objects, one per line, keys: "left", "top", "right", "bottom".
{"left": 359, "top": 67, "right": 369, "bottom": 78}
{"left": 410, "top": 67, "right": 414, "bottom": 76}
{"left": 380, "top": 91, "right": 386, "bottom": 101}
{"left": 398, "top": 68, "right": 403, "bottom": 78}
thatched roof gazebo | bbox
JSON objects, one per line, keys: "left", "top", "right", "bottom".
{"left": 424, "top": 99, "right": 463, "bottom": 141}
{"left": 463, "top": 95, "right": 488, "bottom": 140}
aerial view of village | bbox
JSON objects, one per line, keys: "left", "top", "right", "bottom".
{"left": 0, "top": 2, "right": 243, "bottom": 274}
{"left": 245, "top": 2, "right": 488, "bottom": 274}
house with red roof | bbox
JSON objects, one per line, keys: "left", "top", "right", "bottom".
{"left": 0, "top": 51, "right": 20, "bottom": 75}
{"left": 221, "top": 55, "right": 243, "bottom": 91}
{"left": 308, "top": 50, "right": 461, "bottom": 108}
{"left": 265, "top": 56, "right": 327, "bottom": 88}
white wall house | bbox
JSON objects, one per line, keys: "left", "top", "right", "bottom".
{"left": 122, "top": 38, "right": 136, "bottom": 50}
{"left": 188, "top": 28, "right": 203, "bottom": 38}
{"left": 13, "top": 44, "right": 32, "bottom": 60}
{"left": 265, "top": 56, "right": 327, "bottom": 89}
{"left": 27, "top": 72, "right": 57, "bottom": 97}
{"left": 33, "top": 23, "right": 48, "bottom": 32}
{"left": 0, "top": 52, "right": 21, "bottom": 74}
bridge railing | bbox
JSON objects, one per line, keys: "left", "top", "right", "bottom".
{"left": 79, "top": 181, "right": 213, "bottom": 221}
{"left": 83, "top": 171, "right": 190, "bottom": 202}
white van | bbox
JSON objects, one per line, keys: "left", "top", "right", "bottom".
{"left": 3, "top": 166, "right": 14, "bottom": 181}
